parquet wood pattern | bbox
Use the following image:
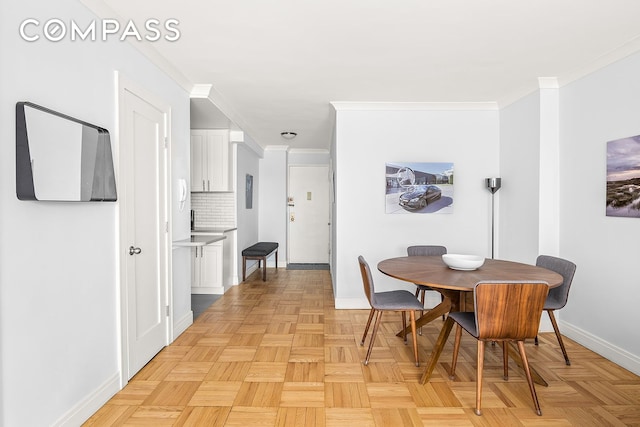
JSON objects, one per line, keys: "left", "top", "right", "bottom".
{"left": 84, "top": 268, "right": 640, "bottom": 426}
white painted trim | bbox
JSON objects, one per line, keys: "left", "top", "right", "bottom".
{"left": 229, "top": 130, "right": 244, "bottom": 142}
{"left": 190, "top": 84, "right": 213, "bottom": 98}
{"left": 116, "top": 71, "right": 173, "bottom": 384}
{"left": 78, "top": 0, "right": 192, "bottom": 92}
{"left": 557, "top": 36, "right": 640, "bottom": 88}
{"left": 330, "top": 101, "right": 499, "bottom": 111}
{"left": 174, "top": 311, "right": 194, "bottom": 337}
{"left": 288, "top": 148, "right": 330, "bottom": 155}
{"left": 561, "top": 320, "right": 640, "bottom": 376}
{"left": 191, "top": 287, "right": 225, "bottom": 295}
{"left": 242, "top": 259, "right": 284, "bottom": 271}
{"left": 189, "top": 84, "right": 264, "bottom": 153}
{"left": 538, "top": 77, "right": 559, "bottom": 89}
{"left": 53, "top": 372, "right": 120, "bottom": 427}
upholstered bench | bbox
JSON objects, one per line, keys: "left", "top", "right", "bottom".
{"left": 242, "top": 242, "right": 279, "bottom": 282}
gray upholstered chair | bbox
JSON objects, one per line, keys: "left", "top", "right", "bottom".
{"left": 449, "top": 281, "right": 549, "bottom": 416}
{"left": 534, "top": 255, "right": 577, "bottom": 365}
{"left": 407, "top": 245, "right": 447, "bottom": 329}
{"left": 358, "top": 256, "right": 424, "bottom": 366}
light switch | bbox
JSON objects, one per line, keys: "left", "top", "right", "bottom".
{"left": 307, "top": 192, "right": 312, "bottom": 200}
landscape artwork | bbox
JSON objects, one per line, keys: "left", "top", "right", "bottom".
{"left": 606, "top": 135, "right": 640, "bottom": 217}
{"left": 385, "top": 162, "right": 454, "bottom": 214}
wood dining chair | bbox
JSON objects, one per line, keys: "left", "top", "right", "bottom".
{"left": 534, "top": 255, "right": 577, "bottom": 365}
{"left": 407, "top": 245, "right": 447, "bottom": 330}
{"left": 448, "top": 281, "right": 549, "bottom": 416}
{"left": 358, "top": 256, "right": 424, "bottom": 366}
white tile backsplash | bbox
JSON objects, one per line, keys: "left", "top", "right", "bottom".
{"left": 191, "top": 193, "right": 236, "bottom": 228}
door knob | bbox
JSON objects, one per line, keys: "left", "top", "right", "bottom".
{"left": 129, "top": 246, "right": 142, "bottom": 255}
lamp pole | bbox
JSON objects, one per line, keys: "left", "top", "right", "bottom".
{"left": 486, "top": 178, "right": 502, "bottom": 259}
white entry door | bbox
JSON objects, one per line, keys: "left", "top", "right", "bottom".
{"left": 120, "top": 82, "right": 170, "bottom": 379}
{"left": 288, "top": 165, "right": 330, "bottom": 264}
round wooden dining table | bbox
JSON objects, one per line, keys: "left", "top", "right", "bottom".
{"left": 377, "top": 256, "right": 563, "bottom": 385}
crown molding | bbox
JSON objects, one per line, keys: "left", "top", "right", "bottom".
{"left": 330, "top": 101, "right": 499, "bottom": 111}
{"left": 190, "top": 84, "right": 213, "bottom": 98}
{"left": 288, "top": 148, "right": 330, "bottom": 154}
{"left": 538, "top": 77, "right": 559, "bottom": 89}
{"left": 557, "top": 35, "right": 640, "bottom": 88}
{"left": 79, "top": 0, "right": 192, "bottom": 92}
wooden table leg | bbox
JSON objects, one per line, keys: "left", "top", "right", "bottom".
{"left": 393, "top": 290, "right": 463, "bottom": 383}
{"left": 420, "top": 316, "right": 455, "bottom": 384}
{"left": 396, "top": 296, "right": 451, "bottom": 337}
{"left": 501, "top": 342, "right": 548, "bottom": 387}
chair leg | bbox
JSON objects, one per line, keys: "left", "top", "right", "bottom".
{"left": 502, "top": 342, "right": 509, "bottom": 380}
{"left": 364, "top": 311, "right": 383, "bottom": 365}
{"left": 419, "top": 290, "right": 425, "bottom": 335}
{"left": 475, "top": 340, "right": 485, "bottom": 416}
{"left": 401, "top": 311, "right": 407, "bottom": 344}
{"left": 517, "top": 340, "right": 542, "bottom": 416}
{"left": 449, "top": 324, "right": 463, "bottom": 379}
{"left": 440, "top": 293, "right": 445, "bottom": 321}
{"left": 548, "top": 310, "right": 570, "bottom": 365}
{"left": 409, "top": 310, "right": 419, "bottom": 366}
{"left": 360, "top": 308, "right": 375, "bottom": 346}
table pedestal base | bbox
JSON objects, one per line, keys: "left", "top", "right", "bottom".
{"left": 395, "top": 290, "right": 548, "bottom": 386}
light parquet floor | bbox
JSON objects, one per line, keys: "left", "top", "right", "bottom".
{"left": 85, "top": 268, "right": 640, "bottom": 426}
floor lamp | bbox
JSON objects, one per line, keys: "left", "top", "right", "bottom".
{"left": 486, "top": 178, "right": 501, "bottom": 259}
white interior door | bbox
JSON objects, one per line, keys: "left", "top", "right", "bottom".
{"left": 120, "top": 84, "right": 169, "bottom": 379}
{"left": 288, "top": 165, "right": 330, "bottom": 264}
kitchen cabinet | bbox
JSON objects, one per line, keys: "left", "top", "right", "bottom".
{"left": 192, "top": 228, "right": 238, "bottom": 292}
{"left": 190, "top": 129, "right": 231, "bottom": 192}
{"left": 191, "top": 241, "right": 224, "bottom": 294}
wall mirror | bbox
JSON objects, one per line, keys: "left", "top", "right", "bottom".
{"left": 16, "top": 102, "right": 117, "bottom": 201}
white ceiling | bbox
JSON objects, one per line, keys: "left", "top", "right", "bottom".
{"left": 88, "top": 0, "right": 640, "bottom": 151}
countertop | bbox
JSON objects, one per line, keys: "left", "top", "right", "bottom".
{"left": 191, "top": 227, "right": 237, "bottom": 234}
{"left": 173, "top": 234, "right": 227, "bottom": 247}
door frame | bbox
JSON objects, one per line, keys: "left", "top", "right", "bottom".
{"left": 287, "top": 164, "right": 331, "bottom": 264}
{"left": 116, "top": 72, "right": 173, "bottom": 384}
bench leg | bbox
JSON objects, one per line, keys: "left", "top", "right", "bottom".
{"left": 242, "top": 257, "right": 247, "bottom": 282}
{"left": 262, "top": 256, "right": 267, "bottom": 281}
{"left": 275, "top": 249, "right": 278, "bottom": 270}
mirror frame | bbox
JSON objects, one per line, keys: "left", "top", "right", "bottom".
{"left": 16, "top": 101, "right": 117, "bottom": 201}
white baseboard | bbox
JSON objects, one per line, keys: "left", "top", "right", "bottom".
{"left": 334, "top": 297, "right": 370, "bottom": 309}
{"left": 191, "top": 286, "right": 224, "bottom": 294}
{"left": 560, "top": 320, "right": 640, "bottom": 376}
{"left": 174, "top": 311, "right": 194, "bottom": 338}
{"left": 243, "top": 263, "right": 258, "bottom": 281}
{"left": 53, "top": 372, "right": 121, "bottom": 427}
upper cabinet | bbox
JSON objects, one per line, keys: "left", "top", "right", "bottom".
{"left": 190, "top": 129, "right": 231, "bottom": 192}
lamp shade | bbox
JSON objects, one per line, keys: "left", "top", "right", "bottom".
{"left": 486, "top": 177, "right": 501, "bottom": 194}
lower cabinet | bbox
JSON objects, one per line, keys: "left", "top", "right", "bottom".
{"left": 191, "top": 241, "right": 224, "bottom": 294}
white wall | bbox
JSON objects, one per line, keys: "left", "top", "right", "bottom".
{"left": 258, "top": 147, "right": 288, "bottom": 267}
{"left": 332, "top": 106, "right": 500, "bottom": 308}
{"left": 499, "top": 92, "right": 542, "bottom": 262}
{"left": 236, "top": 142, "right": 261, "bottom": 276}
{"left": 289, "top": 149, "right": 331, "bottom": 166}
{"left": 0, "top": 0, "right": 190, "bottom": 425}
{"left": 558, "top": 52, "right": 640, "bottom": 373}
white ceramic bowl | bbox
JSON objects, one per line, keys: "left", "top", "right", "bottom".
{"left": 442, "top": 254, "right": 485, "bottom": 271}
